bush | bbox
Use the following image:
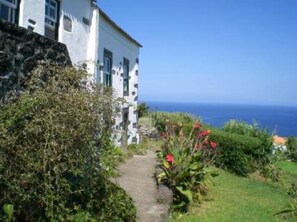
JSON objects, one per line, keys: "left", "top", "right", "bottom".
{"left": 223, "top": 120, "right": 262, "bottom": 137}
{"left": 209, "top": 129, "right": 270, "bottom": 176}
{"left": 0, "top": 65, "right": 135, "bottom": 221}
{"left": 127, "top": 138, "right": 148, "bottom": 156}
{"left": 151, "top": 112, "right": 198, "bottom": 133}
{"left": 223, "top": 120, "right": 272, "bottom": 154}
{"left": 137, "top": 102, "right": 150, "bottom": 118}
{"left": 95, "top": 180, "right": 136, "bottom": 222}
{"left": 214, "top": 120, "right": 273, "bottom": 176}
{"left": 286, "top": 137, "right": 297, "bottom": 161}
{"left": 157, "top": 121, "right": 218, "bottom": 212}
{"left": 100, "top": 146, "right": 126, "bottom": 177}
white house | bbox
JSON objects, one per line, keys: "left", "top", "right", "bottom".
{"left": 0, "top": 0, "right": 142, "bottom": 146}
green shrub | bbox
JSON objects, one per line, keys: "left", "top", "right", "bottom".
{"left": 223, "top": 120, "right": 261, "bottom": 137}
{"left": 216, "top": 120, "right": 273, "bottom": 176}
{"left": 209, "top": 129, "right": 270, "bottom": 176}
{"left": 181, "top": 122, "right": 197, "bottom": 137}
{"left": 96, "top": 180, "right": 136, "bottom": 222}
{"left": 127, "top": 143, "right": 146, "bottom": 156}
{"left": 100, "top": 146, "right": 126, "bottom": 177}
{"left": 151, "top": 112, "right": 198, "bottom": 133}
{"left": 157, "top": 121, "right": 218, "bottom": 212}
{"left": 286, "top": 137, "right": 297, "bottom": 161}
{"left": 64, "top": 180, "right": 136, "bottom": 222}
{"left": 0, "top": 65, "right": 135, "bottom": 221}
{"left": 223, "top": 120, "right": 272, "bottom": 154}
{"left": 138, "top": 116, "right": 153, "bottom": 128}
{"left": 137, "top": 102, "right": 150, "bottom": 118}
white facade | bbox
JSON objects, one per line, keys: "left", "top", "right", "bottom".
{"left": 59, "top": 0, "right": 93, "bottom": 64}
{"left": 0, "top": 0, "right": 141, "bottom": 146}
{"left": 19, "top": 0, "right": 46, "bottom": 35}
{"left": 97, "top": 13, "right": 140, "bottom": 145}
{"left": 18, "top": 0, "right": 95, "bottom": 64}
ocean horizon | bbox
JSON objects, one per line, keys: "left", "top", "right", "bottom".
{"left": 146, "top": 101, "right": 297, "bottom": 137}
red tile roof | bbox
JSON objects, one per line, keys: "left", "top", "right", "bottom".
{"left": 273, "top": 135, "right": 287, "bottom": 145}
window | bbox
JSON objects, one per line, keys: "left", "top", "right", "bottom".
{"left": 45, "top": 0, "right": 59, "bottom": 40}
{"left": 82, "top": 17, "right": 89, "bottom": 26}
{"left": 63, "top": 15, "right": 72, "bottom": 32}
{"left": 103, "top": 49, "right": 112, "bottom": 86}
{"left": 123, "top": 58, "right": 129, "bottom": 96}
{"left": 0, "top": 0, "right": 18, "bottom": 24}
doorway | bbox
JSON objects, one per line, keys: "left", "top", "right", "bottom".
{"left": 121, "top": 108, "right": 129, "bottom": 148}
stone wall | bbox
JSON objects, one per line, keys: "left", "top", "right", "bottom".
{"left": 0, "top": 19, "right": 72, "bottom": 102}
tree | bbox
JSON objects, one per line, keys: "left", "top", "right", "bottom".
{"left": 287, "top": 137, "right": 297, "bottom": 161}
{"left": 137, "top": 102, "right": 150, "bottom": 118}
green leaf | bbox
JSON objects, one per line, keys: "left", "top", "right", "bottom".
{"left": 3, "top": 204, "right": 14, "bottom": 221}
{"left": 176, "top": 186, "right": 193, "bottom": 203}
{"left": 157, "top": 172, "right": 166, "bottom": 184}
{"left": 188, "top": 163, "right": 201, "bottom": 170}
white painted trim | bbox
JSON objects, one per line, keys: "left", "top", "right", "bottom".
{"left": 18, "top": 0, "right": 23, "bottom": 26}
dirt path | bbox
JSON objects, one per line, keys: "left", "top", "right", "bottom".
{"left": 115, "top": 150, "right": 171, "bottom": 222}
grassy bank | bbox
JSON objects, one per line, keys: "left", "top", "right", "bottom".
{"left": 278, "top": 161, "right": 297, "bottom": 184}
{"left": 138, "top": 112, "right": 296, "bottom": 221}
{"left": 170, "top": 162, "right": 297, "bottom": 222}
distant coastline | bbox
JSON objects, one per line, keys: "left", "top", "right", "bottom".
{"left": 146, "top": 101, "right": 297, "bottom": 137}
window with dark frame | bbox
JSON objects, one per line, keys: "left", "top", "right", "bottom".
{"left": 45, "top": 0, "right": 59, "bottom": 40}
{"left": 63, "top": 15, "right": 72, "bottom": 32}
{"left": 103, "top": 49, "right": 112, "bottom": 87}
{"left": 123, "top": 58, "right": 129, "bottom": 96}
{"left": 0, "top": 0, "right": 18, "bottom": 24}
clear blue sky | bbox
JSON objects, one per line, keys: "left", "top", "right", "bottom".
{"left": 99, "top": 0, "right": 297, "bottom": 106}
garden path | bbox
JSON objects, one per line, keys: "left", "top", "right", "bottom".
{"left": 115, "top": 150, "right": 171, "bottom": 222}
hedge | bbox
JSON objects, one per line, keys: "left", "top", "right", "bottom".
{"left": 209, "top": 129, "right": 270, "bottom": 176}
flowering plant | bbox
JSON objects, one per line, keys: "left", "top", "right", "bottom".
{"left": 157, "top": 121, "right": 218, "bottom": 211}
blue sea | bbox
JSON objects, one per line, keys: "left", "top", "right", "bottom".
{"left": 147, "top": 101, "right": 297, "bottom": 137}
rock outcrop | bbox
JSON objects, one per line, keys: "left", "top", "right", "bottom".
{"left": 138, "top": 125, "right": 159, "bottom": 139}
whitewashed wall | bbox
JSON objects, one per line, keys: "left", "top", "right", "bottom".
{"left": 98, "top": 15, "right": 140, "bottom": 145}
{"left": 59, "top": 0, "right": 92, "bottom": 64}
{"left": 19, "top": 0, "right": 46, "bottom": 35}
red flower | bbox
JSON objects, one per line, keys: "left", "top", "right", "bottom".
{"left": 166, "top": 154, "right": 174, "bottom": 163}
{"left": 201, "top": 130, "right": 210, "bottom": 137}
{"left": 210, "top": 141, "right": 218, "bottom": 149}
